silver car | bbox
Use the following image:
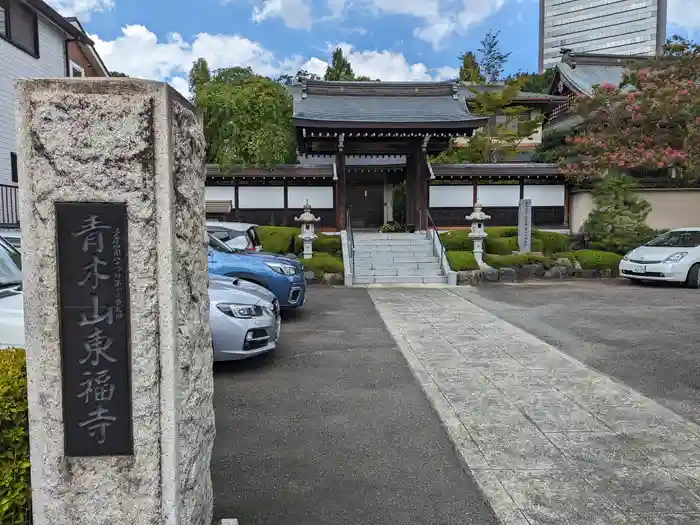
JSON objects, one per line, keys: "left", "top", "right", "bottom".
{"left": 209, "top": 278, "right": 281, "bottom": 362}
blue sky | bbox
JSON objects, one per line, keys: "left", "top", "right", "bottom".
{"left": 48, "top": 0, "right": 698, "bottom": 96}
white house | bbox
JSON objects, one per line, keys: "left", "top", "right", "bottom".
{"left": 0, "top": 0, "right": 93, "bottom": 225}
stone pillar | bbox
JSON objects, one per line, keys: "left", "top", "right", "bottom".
{"left": 415, "top": 149, "right": 429, "bottom": 230}
{"left": 16, "top": 79, "right": 215, "bottom": 525}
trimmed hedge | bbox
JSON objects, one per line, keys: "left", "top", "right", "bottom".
{"left": 302, "top": 253, "right": 344, "bottom": 278}
{"left": 440, "top": 230, "right": 473, "bottom": 251}
{"left": 534, "top": 231, "right": 570, "bottom": 254}
{"left": 0, "top": 348, "right": 31, "bottom": 525}
{"left": 257, "top": 226, "right": 299, "bottom": 254}
{"left": 257, "top": 227, "right": 342, "bottom": 257}
{"left": 446, "top": 251, "right": 479, "bottom": 271}
{"left": 486, "top": 236, "right": 545, "bottom": 255}
{"left": 556, "top": 250, "right": 623, "bottom": 272}
{"left": 483, "top": 253, "right": 556, "bottom": 269}
{"left": 295, "top": 232, "right": 341, "bottom": 256}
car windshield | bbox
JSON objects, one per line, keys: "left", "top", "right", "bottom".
{"left": 208, "top": 233, "right": 244, "bottom": 254}
{"left": 646, "top": 231, "right": 700, "bottom": 248}
{"left": 0, "top": 236, "right": 22, "bottom": 287}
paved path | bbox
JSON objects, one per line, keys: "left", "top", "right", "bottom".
{"left": 370, "top": 287, "right": 700, "bottom": 525}
{"left": 211, "top": 286, "right": 499, "bottom": 525}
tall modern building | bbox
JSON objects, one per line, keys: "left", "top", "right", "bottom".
{"left": 539, "top": 0, "right": 668, "bottom": 71}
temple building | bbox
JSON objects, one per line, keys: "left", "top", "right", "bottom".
{"left": 205, "top": 79, "right": 570, "bottom": 231}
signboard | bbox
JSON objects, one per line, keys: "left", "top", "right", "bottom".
{"left": 518, "top": 199, "right": 532, "bottom": 253}
{"left": 56, "top": 202, "right": 133, "bottom": 457}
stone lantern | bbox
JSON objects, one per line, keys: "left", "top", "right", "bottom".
{"left": 295, "top": 200, "right": 321, "bottom": 260}
{"left": 466, "top": 202, "right": 491, "bottom": 267}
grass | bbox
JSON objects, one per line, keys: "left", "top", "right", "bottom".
{"left": 302, "top": 252, "right": 344, "bottom": 278}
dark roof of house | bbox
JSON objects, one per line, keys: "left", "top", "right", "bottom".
{"left": 26, "top": 0, "right": 93, "bottom": 44}
{"left": 460, "top": 83, "right": 567, "bottom": 107}
{"left": 552, "top": 51, "right": 655, "bottom": 95}
{"left": 292, "top": 80, "right": 488, "bottom": 128}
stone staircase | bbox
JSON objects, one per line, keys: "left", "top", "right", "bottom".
{"left": 351, "top": 232, "right": 447, "bottom": 285}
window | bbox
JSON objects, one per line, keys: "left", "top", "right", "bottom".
{"left": 10, "top": 152, "right": 17, "bottom": 183}
{"left": 69, "top": 61, "right": 85, "bottom": 77}
{"left": 0, "top": 0, "right": 38, "bottom": 57}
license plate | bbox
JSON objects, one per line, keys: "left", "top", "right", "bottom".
{"left": 631, "top": 264, "right": 646, "bottom": 274}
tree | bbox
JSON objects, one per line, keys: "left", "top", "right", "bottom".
{"left": 324, "top": 47, "right": 356, "bottom": 81}
{"left": 458, "top": 51, "right": 484, "bottom": 83}
{"left": 432, "top": 80, "right": 543, "bottom": 164}
{"left": 295, "top": 69, "right": 321, "bottom": 82}
{"left": 556, "top": 45, "right": 700, "bottom": 181}
{"left": 109, "top": 71, "right": 128, "bottom": 77}
{"left": 478, "top": 30, "right": 510, "bottom": 83}
{"left": 191, "top": 63, "right": 297, "bottom": 169}
{"left": 506, "top": 69, "right": 556, "bottom": 94}
{"left": 582, "top": 171, "right": 654, "bottom": 254}
{"left": 188, "top": 58, "right": 210, "bottom": 98}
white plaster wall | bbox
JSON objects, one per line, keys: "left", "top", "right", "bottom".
{"left": 477, "top": 185, "right": 520, "bottom": 207}
{"left": 524, "top": 184, "right": 565, "bottom": 206}
{"left": 569, "top": 189, "right": 700, "bottom": 232}
{"left": 205, "top": 186, "right": 235, "bottom": 206}
{"left": 429, "top": 185, "right": 473, "bottom": 207}
{"left": 0, "top": 16, "right": 66, "bottom": 185}
{"left": 237, "top": 186, "right": 284, "bottom": 209}
{"left": 287, "top": 186, "right": 333, "bottom": 208}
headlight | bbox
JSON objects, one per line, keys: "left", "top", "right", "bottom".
{"left": 663, "top": 252, "right": 688, "bottom": 263}
{"left": 622, "top": 252, "right": 631, "bottom": 261}
{"left": 266, "top": 262, "right": 296, "bottom": 276}
{"left": 216, "top": 303, "right": 263, "bottom": 318}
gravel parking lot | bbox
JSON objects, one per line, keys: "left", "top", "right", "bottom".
{"left": 211, "top": 286, "right": 499, "bottom": 525}
{"left": 453, "top": 279, "right": 700, "bottom": 424}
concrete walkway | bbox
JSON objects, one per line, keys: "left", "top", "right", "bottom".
{"left": 211, "top": 287, "right": 499, "bottom": 525}
{"left": 370, "top": 288, "right": 700, "bottom": 525}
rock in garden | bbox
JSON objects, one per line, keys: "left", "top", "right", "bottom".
{"left": 322, "top": 273, "right": 344, "bottom": 285}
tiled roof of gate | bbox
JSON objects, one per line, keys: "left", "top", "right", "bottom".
{"left": 292, "top": 80, "right": 486, "bottom": 126}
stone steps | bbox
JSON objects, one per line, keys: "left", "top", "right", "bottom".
{"left": 351, "top": 232, "right": 446, "bottom": 285}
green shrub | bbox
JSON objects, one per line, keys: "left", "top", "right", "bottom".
{"left": 556, "top": 250, "right": 622, "bottom": 272}
{"left": 293, "top": 232, "right": 341, "bottom": 256}
{"left": 484, "top": 226, "right": 518, "bottom": 238}
{"left": 0, "top": 348, "right": 31, "bottom": 525}
{"left": 257, "top": 226, "right": 299, "bottom": 254}
{"left": 485, "top": 236, "right": 544, "bottom": 255}
{"left": 446, "top": 251, "right": 479, "bottom": 271}
{"left": 440, "top": 230, "right": 473, "bottom": 251}
{"left": 533, "top": 231, "right": 570, "bottom": 254}
{"left": 302, "top": 253, "right": 344, "bottom": 278}
{"left": 484, "top": 253, "right": 556, "bottom": 269}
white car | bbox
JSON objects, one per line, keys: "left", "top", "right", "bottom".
{"left": 619, "top": 228, "right": 700, "bottom": 288}
{"left": 206, "top": 221, "right": 263, "bottom": 252}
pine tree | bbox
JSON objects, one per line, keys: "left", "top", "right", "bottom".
{"left": 478, "top": 30, "right": 510, "bottom": 83}
{"left": 458, "top": 51, "right": 484, "bottom": 83}
{"left": 583, "top": 171, "right": 653, "bottom": 253}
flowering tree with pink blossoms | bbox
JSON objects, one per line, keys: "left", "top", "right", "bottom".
{"left": 558, "top": 42, "right": 700, "bottom": 181}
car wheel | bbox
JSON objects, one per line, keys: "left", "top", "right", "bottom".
{"left": 686, "top": 263, "right": 700, "bottom": 289}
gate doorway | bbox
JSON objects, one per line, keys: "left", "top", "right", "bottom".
{"left": 348, "top": 183, "right": 384, "bottom": 229}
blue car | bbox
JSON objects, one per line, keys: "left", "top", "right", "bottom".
{"left": 207, "top": 234, "right": 306, "bottom": 309}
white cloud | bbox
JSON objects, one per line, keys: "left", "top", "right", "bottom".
{"left": 251, "top": 0, "right": 313, "bottom": 29}
{"left": 47, "top": 0, "right": 114, "bottom": 20}
{"left": 366, "top": 0, "right": 506, "bottom": 49}
{"left": 168, "top": 77, "right": 191, "bottom": 99}
{"left": 92, "top": 26, "right": 457, "bottom": 96}
{"left": 668, "top": 0, "right": 700, "bottom": 30}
